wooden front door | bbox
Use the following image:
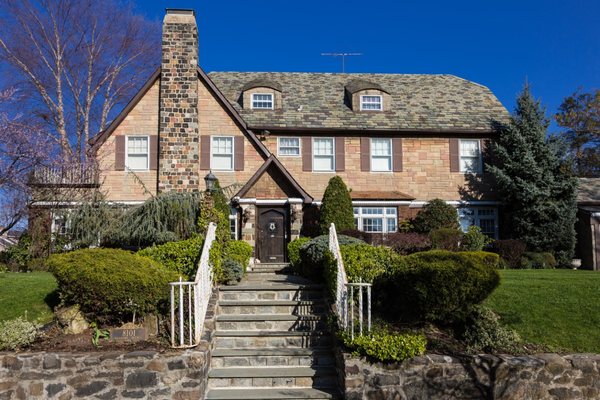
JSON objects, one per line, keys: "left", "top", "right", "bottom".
{"left": 257, "top": 207, "right": 287, "bottom": 263}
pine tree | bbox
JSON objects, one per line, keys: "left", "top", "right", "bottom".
{"left": 319, "top": 176, "right": 355, "bottom": 234}
{"left": 488, "top": 86, "right": 578, "bottom": 266}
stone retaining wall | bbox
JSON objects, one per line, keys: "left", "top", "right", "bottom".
{"left": 0, "top": 346, "right": 210, "bottom": 400}
{"left": 340, "top": 351, "right": 600, "bottom": 400}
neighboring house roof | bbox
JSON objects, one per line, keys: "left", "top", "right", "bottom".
{"left": 208, "top": 72, "right": 509, "bottom": 132}
{"left": 578, "top": 178, "right": 600, "bottom": 205}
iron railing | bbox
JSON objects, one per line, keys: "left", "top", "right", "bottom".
{"left": 169, "top": 222, "right": 217, "bottom": 348}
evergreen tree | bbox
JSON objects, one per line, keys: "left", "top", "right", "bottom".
{"left": 319, "top": 176, "right": 355, "bottom": 234}
{"left": 412, "top": 198, "right": 460, "bottom": 234}
{"left": 488, "top": 86, "right": 578, "bottom": 266}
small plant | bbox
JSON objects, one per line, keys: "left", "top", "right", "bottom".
{"left": 90, "top": 322, "right": 110, "bottom": 348}
{"left": 224, "top": 241, "right": 253, "bottom": 273}
{"left": 413, "top": 199, "right": 460, "bottom": 234}
{"left": 340, "top": 328, "right": 427, "bottom": 362}
{"left": 0, "top": 316, "right": 41, "bottom": 351}
{"left": 461, "top": 226, "right": 492, "bottom": 251}
{"left": 221, "top": 258, "right": 243, "bottom": 285}
{"left": 460, "top": 306, "right": 521, "bottom": 354}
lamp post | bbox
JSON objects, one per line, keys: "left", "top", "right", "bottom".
{"left": 204, "top": 171, "right": 217, "bottom": 192}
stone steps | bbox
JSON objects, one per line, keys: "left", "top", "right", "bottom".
{"left": 207, "top": 264, "right": 340, "bottom": 399}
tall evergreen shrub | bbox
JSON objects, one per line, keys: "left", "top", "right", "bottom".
{"left": 412, "top": 199, "right": 460, "bottom": 234}
{"left": 319, "top": 176, "right": 355, "bottom": 234}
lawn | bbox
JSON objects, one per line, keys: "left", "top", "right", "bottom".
{"left": 0, "top": 272, "right": 58, "bottom": 324}
{"left": 485, "top": 269, "right": 600, "bottom": 353}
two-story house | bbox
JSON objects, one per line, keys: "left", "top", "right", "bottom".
{"left": 32, "top": 9, "right": 509, "bottom": 263}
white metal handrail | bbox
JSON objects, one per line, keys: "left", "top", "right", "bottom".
{"left": 329, "top": 223, "right": 372, "bottom": 338}
{"left": 170, "top": 222, "right": 217, "bottom": 348}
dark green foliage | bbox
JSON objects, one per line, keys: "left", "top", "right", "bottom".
{"left": 491, "top": 239, "right": 527, "bottom": 269}
{"left": 489, "top": 86, "right": 578, "bottom": 266}
{"left": 221, "top": 258, "right": 243, "bottom": 285}
{"left": 520, "top": 252, "right": 557, "bottom": 269}
{"left": 319, "top": 176, "right": 355, "bottom": 234}
{"left": 0, "top": 234, "right": 31, "bottom": 272}
{"left": 137, "top": 235, "right": 204, "bottom": 278}
{"left": 298, "top": 234, "right": 363, "bottom": 280}
{"left": 430, "top": 228, "right": 462, "bottom": 251}
{"left": 340, "top": 230, "right": 431, "bottom": 255}
{"left": 461, "top": 226, "right": 492, "bottom": 251}
{"left": 412, "top": 199, "right": 460, "bottom": 234}
{"left": 340, "top": 328, "right": 427, "bottom": 362}
{"left": 375, "top": 250, "right": 500, "bottom": 324}
{"left": 287, "top": 237, "right": 311, "bottom": 274}
{"left": 48, "top": 248, "right": 179, "bottom": 324}
{"left": 197, "top": 187, "right": 231, "bottom": 283}
{"left": 460, "top": 305, "right": 521, "bottom": 354}
{"left": 340, "top": 244, "right": 397, "bottom": 283}
{"left": 224, "top": 241, "right": 253, "bottom": 273}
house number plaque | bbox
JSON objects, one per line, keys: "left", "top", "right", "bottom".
{"left": 109, "top": 328, "right": 148, "bottom": 341}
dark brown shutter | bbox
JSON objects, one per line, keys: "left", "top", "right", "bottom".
{"left": 115, "top": 136, "right": 125, "bottom": 171}
{"left": 302, "top": 137, "right": 312, "bottom": 171}
{"left": 392, "top": 138, "right": 403, "bottom": 172}
{"left": 149, "top": 135, "right": 158, "bottom": 170}
{"left": 335, "top": 137, "right": 345, "bottom": 171}
{"left": 449, "top": 138, "right": 460, "bottom": 172}
{"left": 234, "top": 136, "right": 244, "bottom": 171}
{"left": 480, "top": 139, "right": 489, "bottom": 173}
{"left": 360, "top": 137, "right": 370, "bottom": 172}
{"left": 200, "top": 135, "right": 211, "bottom": 170}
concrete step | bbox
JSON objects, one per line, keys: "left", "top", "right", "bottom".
{"left": 214, "top": 330, "right": 332, "bottom": 348}
{"left": 218, "top": 300, "right": 326, "bottom": 315}
{"left": 248, "top": 266, "right": 293, "bottom": 274}
{"left": 208, "top": 366, "right": 337, "bottom": 389}
{"left": 205, "top": 387, "right": 338, "bottom": 399}
{"left": 211, "top": 348, "right": 335, "bottom": 368}
{"left": 216, "top": 314, "right": 325, "bottom": 331}
{"left": 219, "top": 283, "right": 324, "bottom": 301}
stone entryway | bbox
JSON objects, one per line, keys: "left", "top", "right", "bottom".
{"left": 205, "top": 263, "right": 339, "bottom": 399}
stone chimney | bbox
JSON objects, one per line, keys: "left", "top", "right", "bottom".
{"left": 159, "top": 9, "right": 199, "bottom": 192}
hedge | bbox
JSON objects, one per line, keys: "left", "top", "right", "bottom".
{"left": 48, "top": 248, "right": 179, "bottom": 324}
{"left": 340, "top": 243, "right": 397, "bottom": 283}
{"left": 288, "top": 237, "right": 311, "bottom": 275}
{"left": 224, "top": 240, "right": 253, "bottom": 273}
{"left": 137, "top": 235, "right": 204, "bottom": 278}
{"left": 375, "top": 250, "right": 500, "bottom": 324}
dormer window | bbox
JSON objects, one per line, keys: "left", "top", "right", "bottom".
{"left": 360, "top": 95, "right": 382, "bottom": 111}
{"left": 251, "top": 93, "right": 274, "bottom": 109}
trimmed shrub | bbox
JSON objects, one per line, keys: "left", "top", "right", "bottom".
{"left": 375, "top": 250, "right": 500, "bottom": 324}
{"left": 137, "top": 235, "right": 204, "bottom": 278}
{"left": 0, "top": 317, "right": 41, "bottom": 351}
{"left": 298, "top": 234, "right": 363, "bottom": 280}
{"left": 461, "top": 226, "right": 492, "bottom": 251}
{"left": 491, "top": 239, "right": 527, "bottom": 269}
{"left": 288, "top": 237, "right": 311, "bottom": 274}
{"left": 224, "top": 241, "right": 253, "bottom": 272}
{"left": 430, "top": 228, "right": 462, "bottom": 251}
{"left": 319, "top": 176, "right": 355, "bottom": 234}
{"left": 460, "top": 306, "right": 521, "bottom": 354}
{"left": 221, "top": 258, "right": 243, "bottom": 285}
{"left": 520, "top": 252, "right": 557, "bottom": 269}
{"left": 413, "top": 199, "right": 460, "bottom": 234}
{"left": 340, "top": 244, "right": 397, "bottom": 283}
{"left": 48, "top": 248, "right": 179, "bottom": 324}
{"left": 384, "top": 232, "right": 431, "bottom": 255}
{"left": 340, "top": 328, "right": 427, "bottom": 362}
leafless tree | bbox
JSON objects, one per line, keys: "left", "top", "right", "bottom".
{"left": 0, "top": 0, "right": 160, "bottom": 161}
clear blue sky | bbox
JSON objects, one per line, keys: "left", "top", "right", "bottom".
{"left": 141, "top": 1, "right": 599, "bottom": 131}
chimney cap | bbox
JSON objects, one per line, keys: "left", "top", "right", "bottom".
{"left": 165, "top": 8, "right": 195, "bottom": 16}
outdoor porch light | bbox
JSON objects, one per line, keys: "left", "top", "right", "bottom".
{"left": 204, "top": 171, "right": 217, "bottom": 191}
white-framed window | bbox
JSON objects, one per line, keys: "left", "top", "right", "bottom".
{"left": 371, "top": 138, "right": 392, "bottom": 172}
{"left": 459, "top": 139, "right": 482, "bottom": 173}
{"left": 360, "top": 95, "right": 382, "bottom": 111}
{"left": 458, "top": 207, "right": 498, "bottom": 238}
{"left": 126, "top": 136, "right": 149, "bottom": 170}
{"left": 211, "top": 136, "right": 234, "bottom": 170}
{"left": 251, "top": 93, "right": 274, "bottom": 109}
{"left": 229, "top": 207, "right": 238, "bottom": 240}
{"left": 353, "top": 207, "right": 398, "bottom": 233}
{"left": 51, "top": 214, "right": 69, "bottom": 237}
{"left": 313, "top": 138, "right": 335, "bottom": 172}
{"left": 278, "top": 137, "right": 300, "bottom": 156}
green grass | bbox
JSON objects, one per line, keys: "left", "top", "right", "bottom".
{"left": 485, "top": 269, "right": 600, "bottom": 353}
{"left": 0, "top": 272, "right": 58, "bottom": 324}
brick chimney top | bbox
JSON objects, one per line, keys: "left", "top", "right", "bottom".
{"left": 165, "top": 8, "right": 195, "bottom": 16}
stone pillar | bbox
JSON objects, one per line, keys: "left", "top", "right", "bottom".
{"left": 290, "top": 203, "right": 303, "bottom": 241}
{"left": 241, "top": 204, "right": 256, "bottom": 248}
{"left": 158, "top": 9, "right": 199, "bottom": 192}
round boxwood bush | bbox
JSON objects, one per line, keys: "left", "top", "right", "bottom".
{"left": 48, "top": 248, "right": 179, "bottom": 324}
{"left": 298, "top": 234, "right": 363, "bottom": 280}
{"left": 413, "top": 199, "right": 460, "bottom": 234}
{"left": 224, "top": 240, "right": 253, "bottom": 273}
{"left": 375, "top": 250, "right": 500, "bottom": 324}
{"left": 137, "top": 235, "right": 204, "bottom": 278}
{"left": 340, "top": 243, "right": 398, "bottom": 283}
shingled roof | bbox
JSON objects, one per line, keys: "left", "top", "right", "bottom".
{"left": 208, "top": 72, "right": 509, "bottom": 132}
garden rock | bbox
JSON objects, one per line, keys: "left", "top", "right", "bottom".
{"left": 56, "top": 304, "right": 89, "bottom": 334}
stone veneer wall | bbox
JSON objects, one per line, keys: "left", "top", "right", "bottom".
{"left": 339, "top": 350, "right": 600, "bottom": 400}
{"left": 158, "top": 10, "right": 200, "bottom": 192}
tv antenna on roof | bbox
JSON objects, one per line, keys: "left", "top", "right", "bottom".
{"left": 321, "top": 52, "right": 363, "bottom": 73}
